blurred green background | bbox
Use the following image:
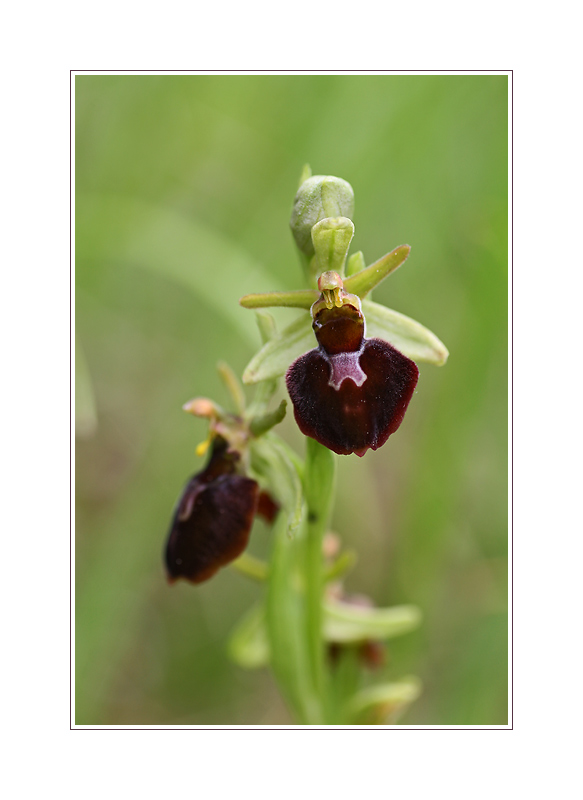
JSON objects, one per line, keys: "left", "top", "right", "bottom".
{"left": 75, "top": 74, "right": 508, "bottom": 725}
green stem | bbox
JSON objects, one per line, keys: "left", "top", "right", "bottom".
{"left": 303, "top": 438, "right": 337, "bottom": 722}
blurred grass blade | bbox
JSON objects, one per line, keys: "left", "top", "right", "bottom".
{"left": 242, "top": 314, "right": 313, "bottom": 384}
{"left": 323, "top": 601, "right": 422, "bottom": 643}
{"left": 75, "top": 334, "right": 98, "bottom": 438}
{"left": 363, "top": 299, "right": 449, "bottom": 365}
{"left": 76, "top": 193, "right": 283, "bottom": 345}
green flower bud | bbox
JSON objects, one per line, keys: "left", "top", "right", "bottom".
{"left": 289, "top": 175, "right": 355, "bottom": 258}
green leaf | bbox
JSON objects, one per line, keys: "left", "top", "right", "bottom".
{"left": 343, "top": 245, "right": 411, "bottom": 297}
{"left": 323, "top": 601, "right": 422, "bottom": 643}
{"left": 348, "top": 678, "right": 422, "bottom": 725}
{"left": 242, "top": 313, "right": 313, "bottom": 384}
{"left": 227, "top": 604, "right": 270, "bottom": 669}
{"left": 363, "top": 299, "right": 449, "bottom": 365}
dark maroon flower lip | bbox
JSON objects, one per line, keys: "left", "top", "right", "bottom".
{"left": 286, "top": 302, "right": 419, "bottom": 456}
{"left": 164, "top": 436, "right": 260, "bottom": 584}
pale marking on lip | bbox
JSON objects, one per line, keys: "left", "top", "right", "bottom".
{"left": 326, "top": 350, "right": 367, "bottom": 390}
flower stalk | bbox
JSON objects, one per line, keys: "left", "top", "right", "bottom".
{"left": 303, "top": 438, "right": 337, "bottom": 720}
{"left": 163, "top": 168, "right": 448, "bottom": 725}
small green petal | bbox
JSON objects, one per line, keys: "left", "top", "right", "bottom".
{"left": 242, "top": 314, "right": 314, "bottom": 384}
{"left": 343, "top": 245, "right": 411, "bottom": 297}
{"left": 311, "top": 216, "right": 354, "bottom": 277}
{"left": 323, "top": 601, "right": 422, "bottom": 643}
{"left": 240, "top": 289, "right": 318, "bottom": 310}
{"left": 363, "top": 299, "right": 449, "bottom": 366}
{"left": 346, "top": 250, "right": 366, "bottom": 277}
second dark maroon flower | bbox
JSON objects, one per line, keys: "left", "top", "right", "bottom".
{"left": 165, "top": 436, "right": 260, "bottom": 584}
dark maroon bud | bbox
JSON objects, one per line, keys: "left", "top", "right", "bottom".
{"left": 359, "top": 640, "right": 386, "bottom": 670}
{"left": 165, "top": 436, "right": 259, "bottom": 584}
{"left": 286, "top": 302, "right": 418, "bottom": 456}
{"left": 256, "top": 490, "right": 280, "bottom": 524}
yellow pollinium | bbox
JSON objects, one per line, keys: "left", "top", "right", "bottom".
{"left": 317, "top": 271, "right": 345, "bottom": 309}
{"left": 313, "top": 271, "right": 363, "bottom": 317}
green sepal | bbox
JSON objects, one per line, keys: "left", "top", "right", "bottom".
{"left": 311, "top": 216, "right": 354, "bottom": 277}
{"left": 343, "top": 245, "right": 411, "bottom": 297}
{"left": 249, "top": 399, "right": 287, "bottom": 437}
{"left": 347, "top": 678, "right": 422, "bottom": 725}
{"left": 240, "top": 289, "right": 318, "bottom": 311}
{"left": 323, "top": 601, "right": 421, "bottom": 643}
{"left": 363, "top": 299, "right": 449, "bottom": 366}
{"left": 242, "top": 314, "right": 314, "bottom": 385}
